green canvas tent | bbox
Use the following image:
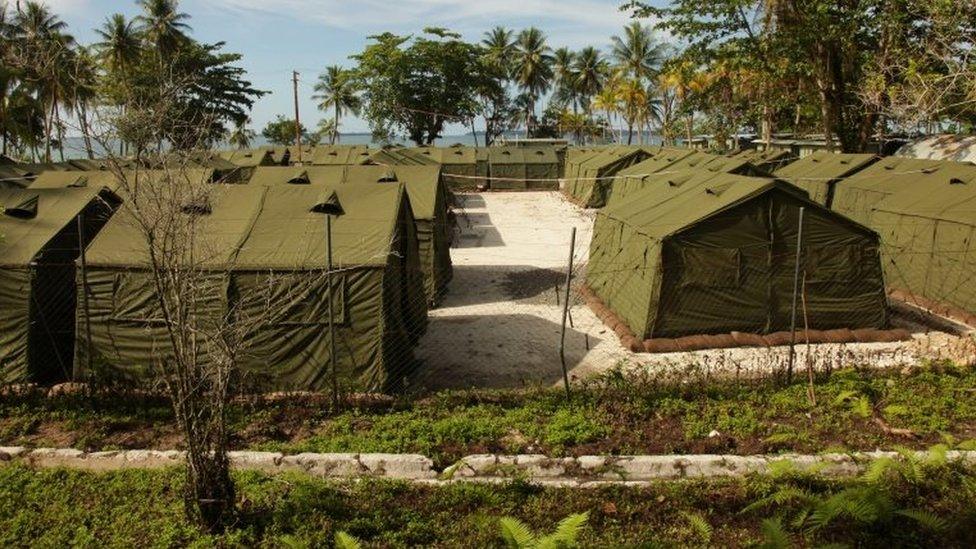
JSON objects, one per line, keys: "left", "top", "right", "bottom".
{"left": 74, "top": 182, "right": 427, "bottom": 392}
{"left": 733, "top": 149, "right": 795, "bottom": 173}
{"left": 562, "top": 147, "right": 603, "bottom": 180}
{"left": 486, "top": 146, "right": 561, "bottom": 190}
{"left": 369, "top": 147, "right": 441, "bottom": 167}
{"left": 773, "top": 152, "right": 878, "bottom": 207}
{"left": 246, "top": 165, "right": 453, "bottom": 304}
{"left": 409, "top": 146, "right": 488, "bottom": 190}
{"left": 829, "top": 157, "right": 953, "bottom": 226}
{"left": 218, "top": 149, "right": 275, "bottom": 168}
{"left": 566, "top": 146, "right": 658, "bottom": 207}
{"left": 587, "top": 173, "right": 888, "bottom": 339}
{"left": 869, "top": 171, "right": 976, "bottom": 316}
{"left": 310, "top": 145, "right": 372, "bottom": 166}
{"left": 28, "top": 169, "right": 216, "bottom": 194}
{"left": 606, "top": 158, "right": 767, "bottom": 208}
{"left": 0, "top": 186, "right": 120, "bottom": 383}
{"left": 605, "top": 148, "right": 718, "bottom": 206}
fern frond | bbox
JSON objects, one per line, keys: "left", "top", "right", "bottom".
{"left": 550, "top": 512, "right": 588, "bottom": 545}
{"left": 924, "top": 443, "right": 949, "bottom": 467}
{"left": 742, "top": 486, "right": 817, "bottom": 515}
{"left": 500, "top": 517, "right": 537, "bottom": 548}
{"left": 833, "top": 390, "right": 859, "bottom": 405}
{"left": 853, "top": 396, "right": 872, "bottom": 418}
{"left": 680, "top": 511, "right": 712, "bottom": 542}
{"left": 334, "top": 531, "right": 363, "bottom": 549}
{"left": 758, "top": 517, "right": 791, "bottom": 549}
{"left": 861, "top": 456, "right": 898, "bottom": 483}
{"left": 896, "top": 509, "right": 950, "bottom": 533}
{"left": 956, "top": 438, "right": 976, "bottom": 451}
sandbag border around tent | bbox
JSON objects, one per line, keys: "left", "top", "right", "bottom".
{"left": 579, "top": 286, "right": 911, "bottom": 354}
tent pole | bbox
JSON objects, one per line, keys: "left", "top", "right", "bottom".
{"left": 327, "top": 214, "right": 338, "bottom": 408}
{"left": 559, "top": 227, "right": 577, "bottom": 400}
{"left": 787, "top": 207, "right": 805, "bottom": 382}
{"left": 77, "top": 211, "right": 94, "bottom": 380}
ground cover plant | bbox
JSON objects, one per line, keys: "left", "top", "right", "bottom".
{"left": 1, "top": 450, "right": 975, "bottom": 547}
{"left": 2, "top": 362, "right": 975, "bottom": 469}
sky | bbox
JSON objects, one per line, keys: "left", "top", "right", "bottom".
{"left": 32, "top": 0, "right": 663, "bottom": 136}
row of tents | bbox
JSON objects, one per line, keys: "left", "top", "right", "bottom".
{"left": 0, "top": 163, "right": 455, "bottom": 392}
{"left": 579, "top": 144, "right": 976, "bottom": 345}
{"left": 216, "top": 144, "right": 564, "bottom": 191}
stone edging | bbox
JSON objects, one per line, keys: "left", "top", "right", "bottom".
{"left": 3, "top": 447, "right": 975, "bottom": 485}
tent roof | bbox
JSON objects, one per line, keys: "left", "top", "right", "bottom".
{"left": 839, "top": 156, "right": 967, "bottom": 198}
{"left": 774, "top": 151, "right": 877, "bottom": 182}
{"left": 601, "top": 172, "right": 818, "bottom": 240}
{"left": 616, "top": 148, "right": 698, "bottom": 177}
{"left": 310, "top": 145, "right": 372, "bottom": 165}
{"left": 28, "top": 168, "right": 216, "bottom": 193}
{"left": 247, "top": 165, "right": 441, "bottom": 220}
{"left": 234, "top": 183, "right": 406, "bottom": 269}
{"left": 410, "top": 146, "right": 479, "bottom": 164}
{"left": 369, "top": 147, "right": 439, "bottom": 166}
{"left": 871, "top": 164, "right": 976, "bottom": 226}
{"left": 29, "top": 170, "right": 122, "bottom": 190}
{"left": 86, "top": 183, "right": 267, "bottom": 268}
{"left": 0, "top": 186, "right": 108, "bottom": 266}
{"left": 218, "top": 149, "right": 273, "bottom": 167}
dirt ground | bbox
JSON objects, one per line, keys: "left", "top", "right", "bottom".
{"left": 413, "top": 191, "right": 974, "bottom": 392}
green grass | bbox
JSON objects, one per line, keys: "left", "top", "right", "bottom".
{"left": 2, "top": 362, "right": 976, "bottom": 467}
{"left": 1, "top": 460, "right": 975, "bottom": 547}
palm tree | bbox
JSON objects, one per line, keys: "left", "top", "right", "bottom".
{"left": 135, "top": 0, "right": 191, "bottom": 60}
{"left": 482, "top": 26, "right": 515, "bottom": 73}
{"left": 610, "top": 22, "right": 663, "bottom": 83}
{"left": 70, "top": 47, "right": 99, "bottom": 158}
{"left": 312, "top": 65, "right": 361, "bottom": 145}
{"left": 592, "top": 78, "right": 621, "bottom": 143}
{"left": 227, "top": 118, "right": 254, "bottom": 149}
{"left": 511, "top": 27, "right": 553, "bottom": 137}
{"left": 13, "top": 1, "right": 74, "bottom": 161}
{"left": 573, "top": 46, "right": 607, "bottom": 114}
{"left": 551, "top": 47, "right": 577, "bottom": 111}
{"left": 95, "top": 14, "right": 142, "bottom": 75}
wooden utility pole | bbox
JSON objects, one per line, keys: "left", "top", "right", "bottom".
{"left": 292, "top": 70, "right": 303, "bottom": 164}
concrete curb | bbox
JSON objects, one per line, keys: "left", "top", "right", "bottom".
{"left": 2, "top": 447, "right": 974, "bottom": 484}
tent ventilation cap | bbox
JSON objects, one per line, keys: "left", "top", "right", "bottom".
{"left": 922, "top": 167, "right": 939, "bottom": 174}
{"left": 287, "top": 171, "right": 311, "bottom": 185}
{"left": 705, "top": 183, "right": 734, "bottom": 196}
{"left": 950, "top": 178, "right": 967, "bottom": 185}
{"left": 68, "top": 176, "right": 89, "bottom": 188}
{"left": 4, "top": 194, "right": 39, "bottom": 219}
{"left": 311, "top": 190, "right": 344, "bottom": 215}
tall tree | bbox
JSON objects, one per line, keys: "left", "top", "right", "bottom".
{"left": 610, "top": 21, "right": 663, "bottom": 83}
{"left": 353, "top": 28, "right": 484, "bottom": 145}
{"left": 482, "top": 26, "right": 515, "bottom": 72}
{"left": 135, "top": 0, "right": 190, "bottom": 60}
{"left": 95, "top": 13, "right": 142, "bottom": 76}
{"left": 511, "top": 27, "right": 553, "bottom": 136}
{"left": 313, "top": 65, "right": 362, "bottom": 145}
{"left": 227, "top": 118, "right": 254, "bottom": 149}
{"left": 573, "top": 46, "right": 607, "bottom": 114}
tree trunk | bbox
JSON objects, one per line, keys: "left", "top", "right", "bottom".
{"left": 626, "top": 121, "right": 633, "bottom": 145}
{"left": 762, "top": 104, "right": 773, "bottom": 146}
{"left": 80, "top": 102, "right": 95, "bottom": 159}
{"left": 685, "top": 115, "right": 693, "bottom": 147}
{"left": 44, "top": 93, "right": 56, "bottom": 162}
{"left": 334, "top": 106, "right": 340, "bottom": 145}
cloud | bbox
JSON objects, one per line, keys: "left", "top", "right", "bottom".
{"left": 210, "top": 0, "right": 652, "bottom": 47}
{"left": 19, "top": 0, "right": 91, "bottom": 15}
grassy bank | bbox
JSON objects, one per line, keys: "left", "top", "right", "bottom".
{"left": 2, "top": 363, "right": 975, "bottom": 468}
{"left": 1, "top": 455, "right": 975, "bottom": 547}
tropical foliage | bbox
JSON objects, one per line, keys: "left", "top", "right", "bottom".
{"left": 0, "top": 0, "right": 263, "bottom": 160}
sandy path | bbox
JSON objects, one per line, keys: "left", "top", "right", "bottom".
{"left": 413, "top": 192, "right": 972, "bottom": 392}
